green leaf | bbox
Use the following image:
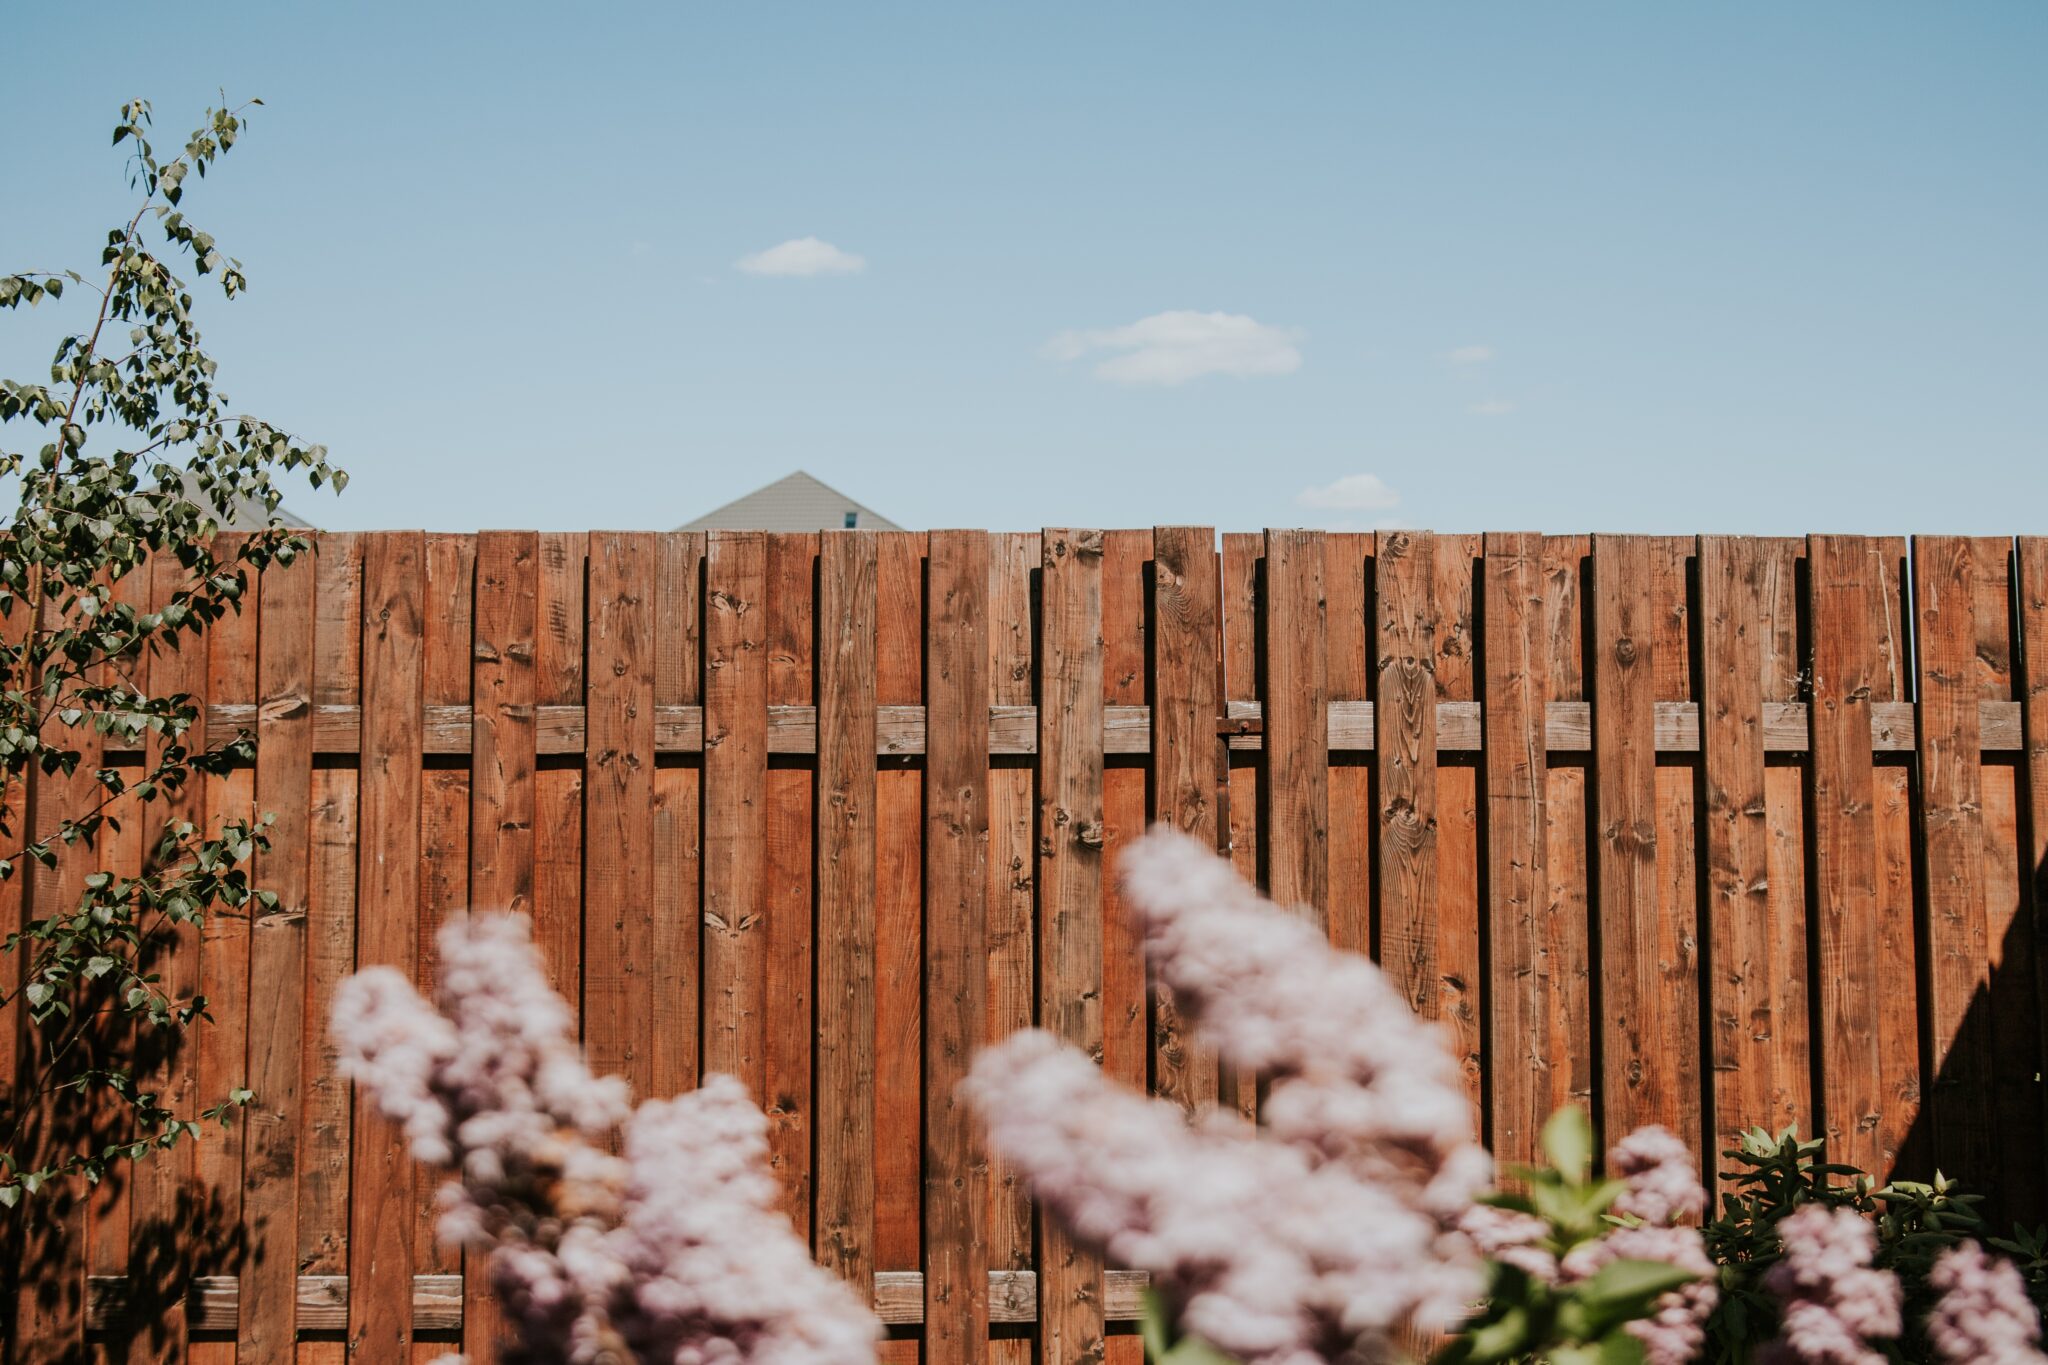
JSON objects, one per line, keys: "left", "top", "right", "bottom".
{"left": 1544, "top": 1105, "right": 1594, "bottom": 1180}
{"left": 1576, "top": 1258, "right": 1699, "bottom": 1309}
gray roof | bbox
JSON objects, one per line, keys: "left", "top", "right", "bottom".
{"left": 676, "top": 470, "right": 901, "bottom": 533}
{"left": 160, "top": 468, "right": 314, "bottom": 531}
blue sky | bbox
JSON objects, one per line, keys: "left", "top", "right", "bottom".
{"left": 4, "top": 2, "right": 2043, "bottom": 533}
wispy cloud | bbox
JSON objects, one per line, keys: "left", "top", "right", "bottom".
{"left": 735, "top": 237, "right": 867, "bottom": 277}
{"left": 1471, "top": 398, "right": 1515, "bottom": 416}
{"left": 1046, "top": 310, "right": 1302, "bottom": 386}
{"left": 1444, "top": 344, "right": 1494, "bottom": 365}
{"left": 1297, "top": 472, "right": 1401, "bottom": 513}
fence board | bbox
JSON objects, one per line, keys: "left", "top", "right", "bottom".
{"left": 1377, "top": 531, "right": 1437, "bottom": 1021}
{"left": 1327, "top": 533, "right": 1373, "bottom": 960}
{"left": 765, "top": 533, "right": 815, "bottom": 1233}
{"left": 243, "top": 543, "right": 316, "bottom": 1357}
{"left": 924, "top": 530, "right": 991, "bottom": 1365}
{"left": 985, "top": 531, "right": 1038, "bottom": 1365}
{"left": 1265, "top": 529, "right": 1329, "bottom": 926}
{"left": 817, "top": 532, "right": 878, "bottom": 1294}
{"left": 1149, "top": 527, "right": 1222, "bottom": 1114}
{"left": 586, "top": 532, "right": 657, "bottom": 1105}
{"left": 1435, "top": 535, "right": 1484, "bottom": 1115}
{"left": 2022, "top": 540, "right": 2048, "bottom": 1212}
{"left": 1592, "top": 534, "right": 1678, "bottom": 1141}
{"left": 703, "top": 532, "right": 768, "bottom": 1098}
{"left": 348, "top": 531, "right": 424, "bottom": 1357}
{"left": 873, "top": 533, "right": 925, "bottom": 1323}
{"left": 652, "top": 531, "right": 704, "bottom": 1101}
{"left": 1483, "top": 532, "right": 1548, "bottom": 1164}
{"left": 1038, "top": 528, "right": 1107, "bottom": 1365}
{"left": 1916, "top": 535, "right": 1992, "bottom": 1182}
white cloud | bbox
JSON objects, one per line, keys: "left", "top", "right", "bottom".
{"left": 735, "top": 237, "right": 867, "bottom": 277}
{"left": 1046, "top": 310, "right": 1302, "bottom": 385}
{"left": 1471, "top": 398, "right": 1515, "bottom": 416}
{"left": 1296, "top": 473, "right": 1401, "bottom": 513}
{"left": 1445, "top": 344, "right": 1494, "bottom": 365}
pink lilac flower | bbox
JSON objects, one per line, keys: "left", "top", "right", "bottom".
{"left": 333, "top": 912, "right": 879, "bottom": 1365}
{"left": 1553, "top": 1127, "right": 1717, "bottom": 1365}
{"left": 1924, "top": 1241, "right": 2047, "bottom": 1365}
{"left": 1458, "top": 1204, "right": 1559, "bottom": 1284}
{"left": 966, "top": 829, "right": 1492, "bottom": 1364}
{"left": 1758, "top": 1206, "right": 1902, "bottom": 1365}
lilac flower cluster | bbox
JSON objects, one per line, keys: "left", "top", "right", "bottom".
{"left": 965, "top": 828, "right": 1492, "bottom": 1365}
{"left": 1923, "top": 1241, "right": 2047, "bottom": 1365}
{"left": 1554, "top": 1126, "right": 1717, "bottom": 1365}
{"left": 333, "top": 913, "right": 879, "bottom": 1365}
{"left": 1758, "top": 1207, "right": 1901, "bottom": 1365}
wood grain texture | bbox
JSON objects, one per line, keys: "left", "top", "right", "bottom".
{"left": 1149, "top": 527, "right": 1222, "bottom": 1114}
{"left": 1808, "top": 536, "right": 1888, "bottom": 1176}
{"left": 1591, "top": 534, "right": 1676, "bottom": 1141}
{"left": 1700, "top": 537, "right": 1777, "bottom": 1176}
{"left": 1915, "top": 535, "right": 1992, "bottom": 1182}
{"left": 1377, "top": 531, "right": 1438, "bottom": 1019}
{"left": 349, "top": 532, "right": 424, "bottom": 1357}
{"left": 1264, "top": 529, "right": 1329, "bottom": 925}
{"left": 242, "top": 541, "right": 316, "bottom": 1357}
{"left": 1326, "top": 533, "right": 1373, "bottom": 958}
{"left": 817, "top": 532, "right": 878, "bottom": 1294}
{"left": 652, "top": 532, "right": 705, "bottom": 1102}
{"left": 585, "top": 532, "right": 658, "bottom": 1104}
{"left": 923, "top": 531, "right": 991, "bottom": 1364}
{"left": 1434, "top": 535, "right": 1484, "bottom": 1114}
{"left": 872, "top": 533, "right": 926, "bottom": 1301}
{"left": 703, "top": 532, "right": 769, "bottom": 1096}
{"left": 1483, "top": 532, "right": 1549, "bottom": 1164}
{"left": 1038, "top": 528, "right": 1107, "bottom": 1365}
{"left": 1220, "top": 532, "right": 1261, "bottom": 1123}
{"left": 764, "top": 533, "right": 816, "bottom": 1234}
{"left": 985, "top": 532, "right": 1039, "bottom": 1365}
{"left": 465, "top": 530, "right": 538, "bottom": 1359}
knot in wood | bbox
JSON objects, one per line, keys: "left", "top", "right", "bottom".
{"left": 1614, "top": 635, "right": 1637, "bottom": 666}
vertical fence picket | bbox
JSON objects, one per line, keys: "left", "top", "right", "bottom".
{"left": 817, "top": 531, "right": 878, "bottom": 1296}
{"left": 1808, "top": 536, "right": 1888, "bottom": 1176}
{"left": 703, "top": 532, "right": 768, "bottom": 1097}
{"left": 586, "top": 532, "right": 658, "bottom": 1106}
{"left": 1757, "top": 538, "right": 1815, "bottom": 1143}
{"left": 1264, "top": 529, "right": 1329, "bottom": 925}
{"left": 1591, "top": 534, "right": 1678, "bottom": 1141}
{"left": 1701, "top": 536, "right": 1774, "bottom": 1178}
{"left": 467, "top": 530, "right": 538, "bottom": 1359}
{"left": 348, "top": 532, "right": 424, "bottom": 1357}
{"left": 1038, "top": 528, "right": 1106, "bottom": 1365}
{"left": 532, "top": 534, "right": 586, "bottom": 1008}
{"left": 1483, "top": 531, "right": 1548, "bottom": 1165}
{"left": 1325, "top": 533, "right": 1372, "bottom": 959}
{"left": 1149, "top": 526, "right": 1222, "bottom": 1114}
{"left": 985, "top": 531, "right": 1039, "bottom": 1363}
{"left": 923, "top": 529, "right": 991, "bottom": 1365}
{"left": 1219, "top": 532, "right": 1261, "bottom": 1122}
{"left": 652, "top": 531, "right": 704, "bottom": 1099}
{"left": 1376, "top": 531, "right": 1437, "bottom": 1020}
{"left": 2019, "top": 538, "right": 2048, "bottom": 1212}
{"left": 873, "top": 532, "right": 926, "bottom": 1339}
{"left": 1915, "top": 535, "right": 1993, "bottom": 1183}
{"left": 242, "top": 539, "right": 315, "bottom": 1358}
{"left": 765, "top": 533, "right": 816, "bottom": 1233}
{"left": 1434, "top": 536, "right": 1484, "bottom": 1115}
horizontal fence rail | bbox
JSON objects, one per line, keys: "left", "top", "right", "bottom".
{"left": 9, "top": 528, "right": 2048, "bottom": 1365}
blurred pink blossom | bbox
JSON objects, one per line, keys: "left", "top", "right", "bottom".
{"left": 1759, "top": 1206, "right": 1902, "bottom": 1365}
{"left": 966, "top": 828, "right": 1491, "bottom": 1364}
{"left": 1924, "top": 1241, "right": 2046, "bottom": 1365}
{"left": 333, "top": 912, "right": 879, "bottom": 1365}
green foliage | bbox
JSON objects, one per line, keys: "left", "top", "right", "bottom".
{"left": 1440, "top": 1108, "right": 1699, "bottom": 1365}
{"left": 1, "top": 97, "right": 341, "bottom": 1204}
{"left": 1702, "top": 1127, "right": 1996, "bottom": 1364}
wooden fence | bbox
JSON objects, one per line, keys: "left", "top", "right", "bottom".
{"left": 8, "top": 528, "right": 2048, "bottom": 1364}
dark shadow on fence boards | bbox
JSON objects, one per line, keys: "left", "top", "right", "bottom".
{"left": 3, "top": 529, "right": 2045, "bottom": 1364}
